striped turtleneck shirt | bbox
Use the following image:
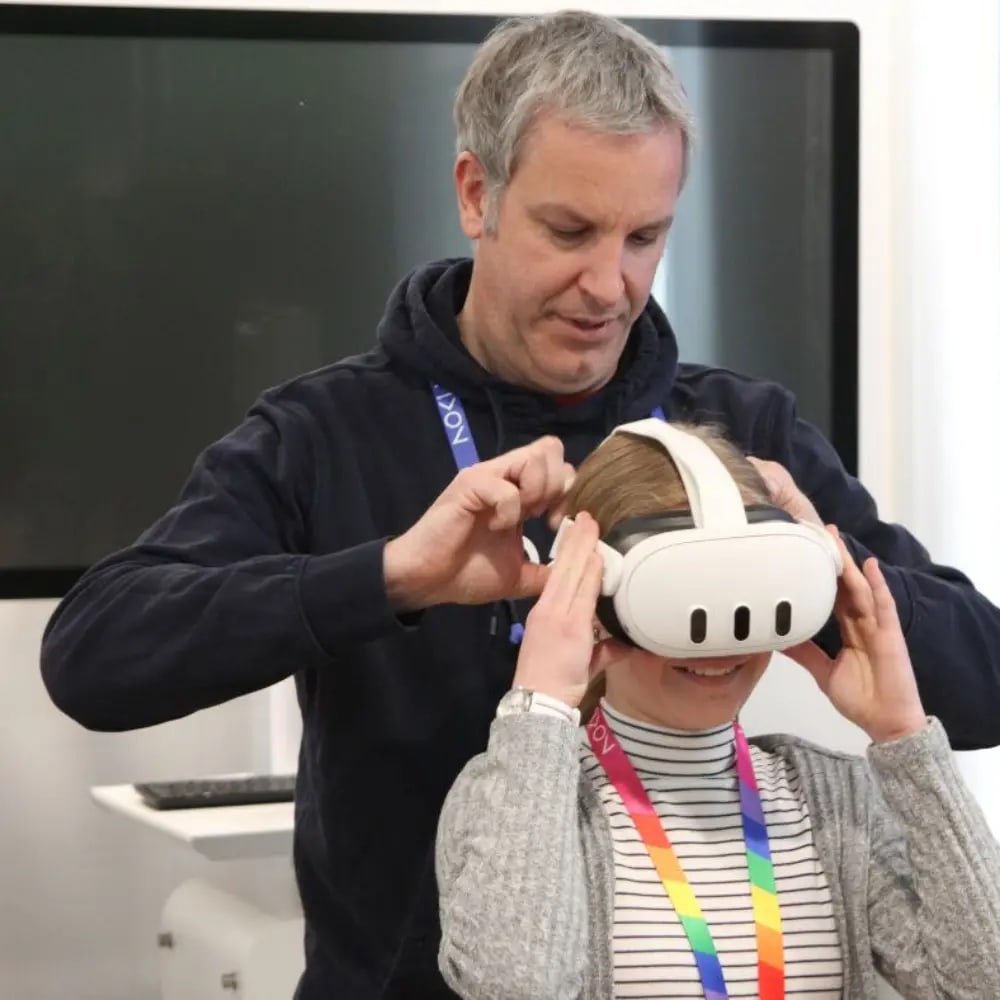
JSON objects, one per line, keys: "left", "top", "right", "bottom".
{"left": 580, "top": 699, "right": 844, "bottom": 999}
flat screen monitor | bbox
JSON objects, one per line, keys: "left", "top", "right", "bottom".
{"left": 0, "top": 4, "right": 858, "bottom": 596}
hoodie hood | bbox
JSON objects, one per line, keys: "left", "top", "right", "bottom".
{"left": 377, "top": 257, "right": 679, "bottom": 433}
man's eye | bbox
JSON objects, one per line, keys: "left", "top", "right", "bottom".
{"left": 551, "top": 227, "right": 586, "bottom": 241}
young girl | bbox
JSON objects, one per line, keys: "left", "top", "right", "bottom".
{"left": 435, "top": 422, "right": 1000, "bottom": 999}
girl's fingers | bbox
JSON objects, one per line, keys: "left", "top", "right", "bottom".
{"left": 783, "top": 640, "right": 834, "bottom": 691}
{"left": 833, "top": 533, "right": 874, "bottom": 622}
{"left": 545, "top": 512, "right": 599, "bottom": 610}
{"left": 828, "top": 536, "right": 873, "bottom": 649}
{"left": 573, "top": 551, "right": 605, "bottom": 613}
{"left": 863, "top": 557, "right": 901, "bottom": 632}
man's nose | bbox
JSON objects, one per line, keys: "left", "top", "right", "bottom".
{"left": 577, "top": 240, "right": 626, "bottom": 310}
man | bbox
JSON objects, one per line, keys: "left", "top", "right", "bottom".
{"left": 40, "top": 10, "right": 1000, "bottom": 999}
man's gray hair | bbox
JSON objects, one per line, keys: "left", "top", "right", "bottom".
{"left": 454, "top": 9, "right": 696, "bottom": 231}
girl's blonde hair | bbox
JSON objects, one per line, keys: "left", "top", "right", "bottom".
{"left": 563, "top": 423, "right": 770, "bottom": 723}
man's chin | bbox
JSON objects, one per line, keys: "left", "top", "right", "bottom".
{"left": 529, "top": 355, "right": 620, "bottom": 397}
{"left": 535, "top": 372, "right": 609, "bottom": 397}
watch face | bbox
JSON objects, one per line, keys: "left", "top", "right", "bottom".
{"left": 499, "top": 687, "right": 530, "bottom": 715}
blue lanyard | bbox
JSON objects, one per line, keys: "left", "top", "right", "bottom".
{"left": 431, "top": 383, "right": 665, "bottom": 467}
{"left": 432, "top": 384, "right": 482, "bottom": 466}
{"left": 430, "top": 383, "right": 666, "bottom": 643}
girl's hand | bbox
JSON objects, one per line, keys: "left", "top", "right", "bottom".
{"left": 784, "top": 527, "right": 928, "bottom": 743}
{"left": 511, "top": 512, "right": 605, "bottom": 708}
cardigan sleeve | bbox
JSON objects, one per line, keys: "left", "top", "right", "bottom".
{"left": 864, "top": 717, "right": 1000, "bottom": 997}
{"left": 434, "top": 712, "right": 591, "bottom": 1000}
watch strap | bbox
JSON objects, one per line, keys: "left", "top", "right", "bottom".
{"left": 496, "top": 685, "right": 581, "bottom": 726}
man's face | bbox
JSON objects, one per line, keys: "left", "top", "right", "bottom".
{"left": 456, "top": 115, "right": 685, "bottom": 394}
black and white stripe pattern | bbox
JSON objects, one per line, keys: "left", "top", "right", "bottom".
{"left": 581, "top": 700, "right": 844, "bottom": 998}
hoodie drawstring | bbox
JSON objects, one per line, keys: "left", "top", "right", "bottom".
{"left": 485, "top": 388, "right": 505, "bottom": 456}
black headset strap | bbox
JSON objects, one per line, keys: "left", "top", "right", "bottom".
{"left": 602, "top": 504, "right": 793, "bottom": 554}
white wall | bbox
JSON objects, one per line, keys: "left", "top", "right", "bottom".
{"left": 753, "top": 0, "right": 1000, "bottom": 810}
{"left": 889, "top": 0, "right": 1000, "bottom": 600}
{"left": 909, "top": 0, "right": 1000, "bottom": 832}
{"left": 0, "top": 601, "right": 297, "bottom": 999}
{"left": 2, "top": 1, "right": 998, "bottom": 999}
{"left": 884, "top": 0, "right": 1000, "bottom": 847}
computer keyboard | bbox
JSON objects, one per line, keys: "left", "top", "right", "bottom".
{"left": 133, "top": 774, "right": 296, "bottom": 810}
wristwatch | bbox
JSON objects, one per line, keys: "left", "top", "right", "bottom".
{"left": 496, "top": 685, "right": 581, "bottom": 726}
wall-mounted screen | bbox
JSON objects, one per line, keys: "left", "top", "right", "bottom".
{"left": 0, "top": 5, "right": 858, "bottom": 595}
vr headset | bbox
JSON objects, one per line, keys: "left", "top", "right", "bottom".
{"left": 550, "top": 418, "right": 842, "bottom": 658}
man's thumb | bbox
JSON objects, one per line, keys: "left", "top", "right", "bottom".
{"left": 512, "top": 561, "right": 551, "bottom": 600}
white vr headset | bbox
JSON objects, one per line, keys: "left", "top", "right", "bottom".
{"left": 550, "top": 418, "right": 843, "bottom": 659}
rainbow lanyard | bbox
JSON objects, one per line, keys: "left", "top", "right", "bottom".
{"left": 587, "top": 705, "right": 785, "bottom": 1000}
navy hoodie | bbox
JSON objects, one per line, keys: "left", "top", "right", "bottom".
{"left": 41, "top": 258, "right": 1000, "bottom": 998}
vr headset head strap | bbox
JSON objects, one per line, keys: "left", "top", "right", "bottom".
{"left": 608, "top": 418, "right": 749, "bottom": 531}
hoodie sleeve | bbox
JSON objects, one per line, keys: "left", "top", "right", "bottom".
{"left": 768, "top": 397, "right": 1000, "bottom": 750}
{"left": 40, "top": 395, "right": 410, "bottom": 732}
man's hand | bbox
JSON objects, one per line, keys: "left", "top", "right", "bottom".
{"left": 384, "top": 436, "right": 575, "bottom": 613}
{"left": 747, "top": 456, "right": 823, "bottom": 526}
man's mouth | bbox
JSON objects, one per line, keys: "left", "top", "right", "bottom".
{"left": 559, "top": 315, "right": 618, "bottom": 335}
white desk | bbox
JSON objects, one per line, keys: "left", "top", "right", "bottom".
{"left": 90, "top": 783, "right": 294, "bottom": 861}
{"left": 91, "top": 782, "right": 302, "bottom": 999}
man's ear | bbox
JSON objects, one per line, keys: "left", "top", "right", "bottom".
{"left": 454, "top": 152, "right": 489, "bottom": 241}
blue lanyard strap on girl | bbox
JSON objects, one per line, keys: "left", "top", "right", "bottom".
{"left": 430, "top": 382, "right": 666, "bottom": 644}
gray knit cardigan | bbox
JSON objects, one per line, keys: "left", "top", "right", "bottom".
{"left": 435, "top": 714, "right": 1000, "bottom": 999}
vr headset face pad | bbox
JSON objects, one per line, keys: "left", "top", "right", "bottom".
{"left": 593, "top": 502, "right": 841, "bottom": 659}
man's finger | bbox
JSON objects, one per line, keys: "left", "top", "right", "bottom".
{"left": 486, "top": 436, "right": 572, "bottom": 531}
{"left": 512, "top": 560, "right": 551, "bottom": 600}
{"left": 515, "top": 451, "right": 551, "bottom": 514}
{"left": 545, "top": 469, "right": 577, "bottom": 529}
{"left": 547, "top": 500, "right": 567, "bottom": 532}
{"left": 747, "top": 456, "right": 780, "bottom": 496}
{"left": 523, "top": 450, "right": 574, "bottom": 519}
{"left": 748, "top": 455, "right": 823, "bottom": 526}
{"left": 540, "top": 453, "right": 575, "bottom": 511}
{"left": 465, "top": 477, "right": 522, "bottom": 530}
{"left": 487, "top": 435, "right": 563, "bottom": 476}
